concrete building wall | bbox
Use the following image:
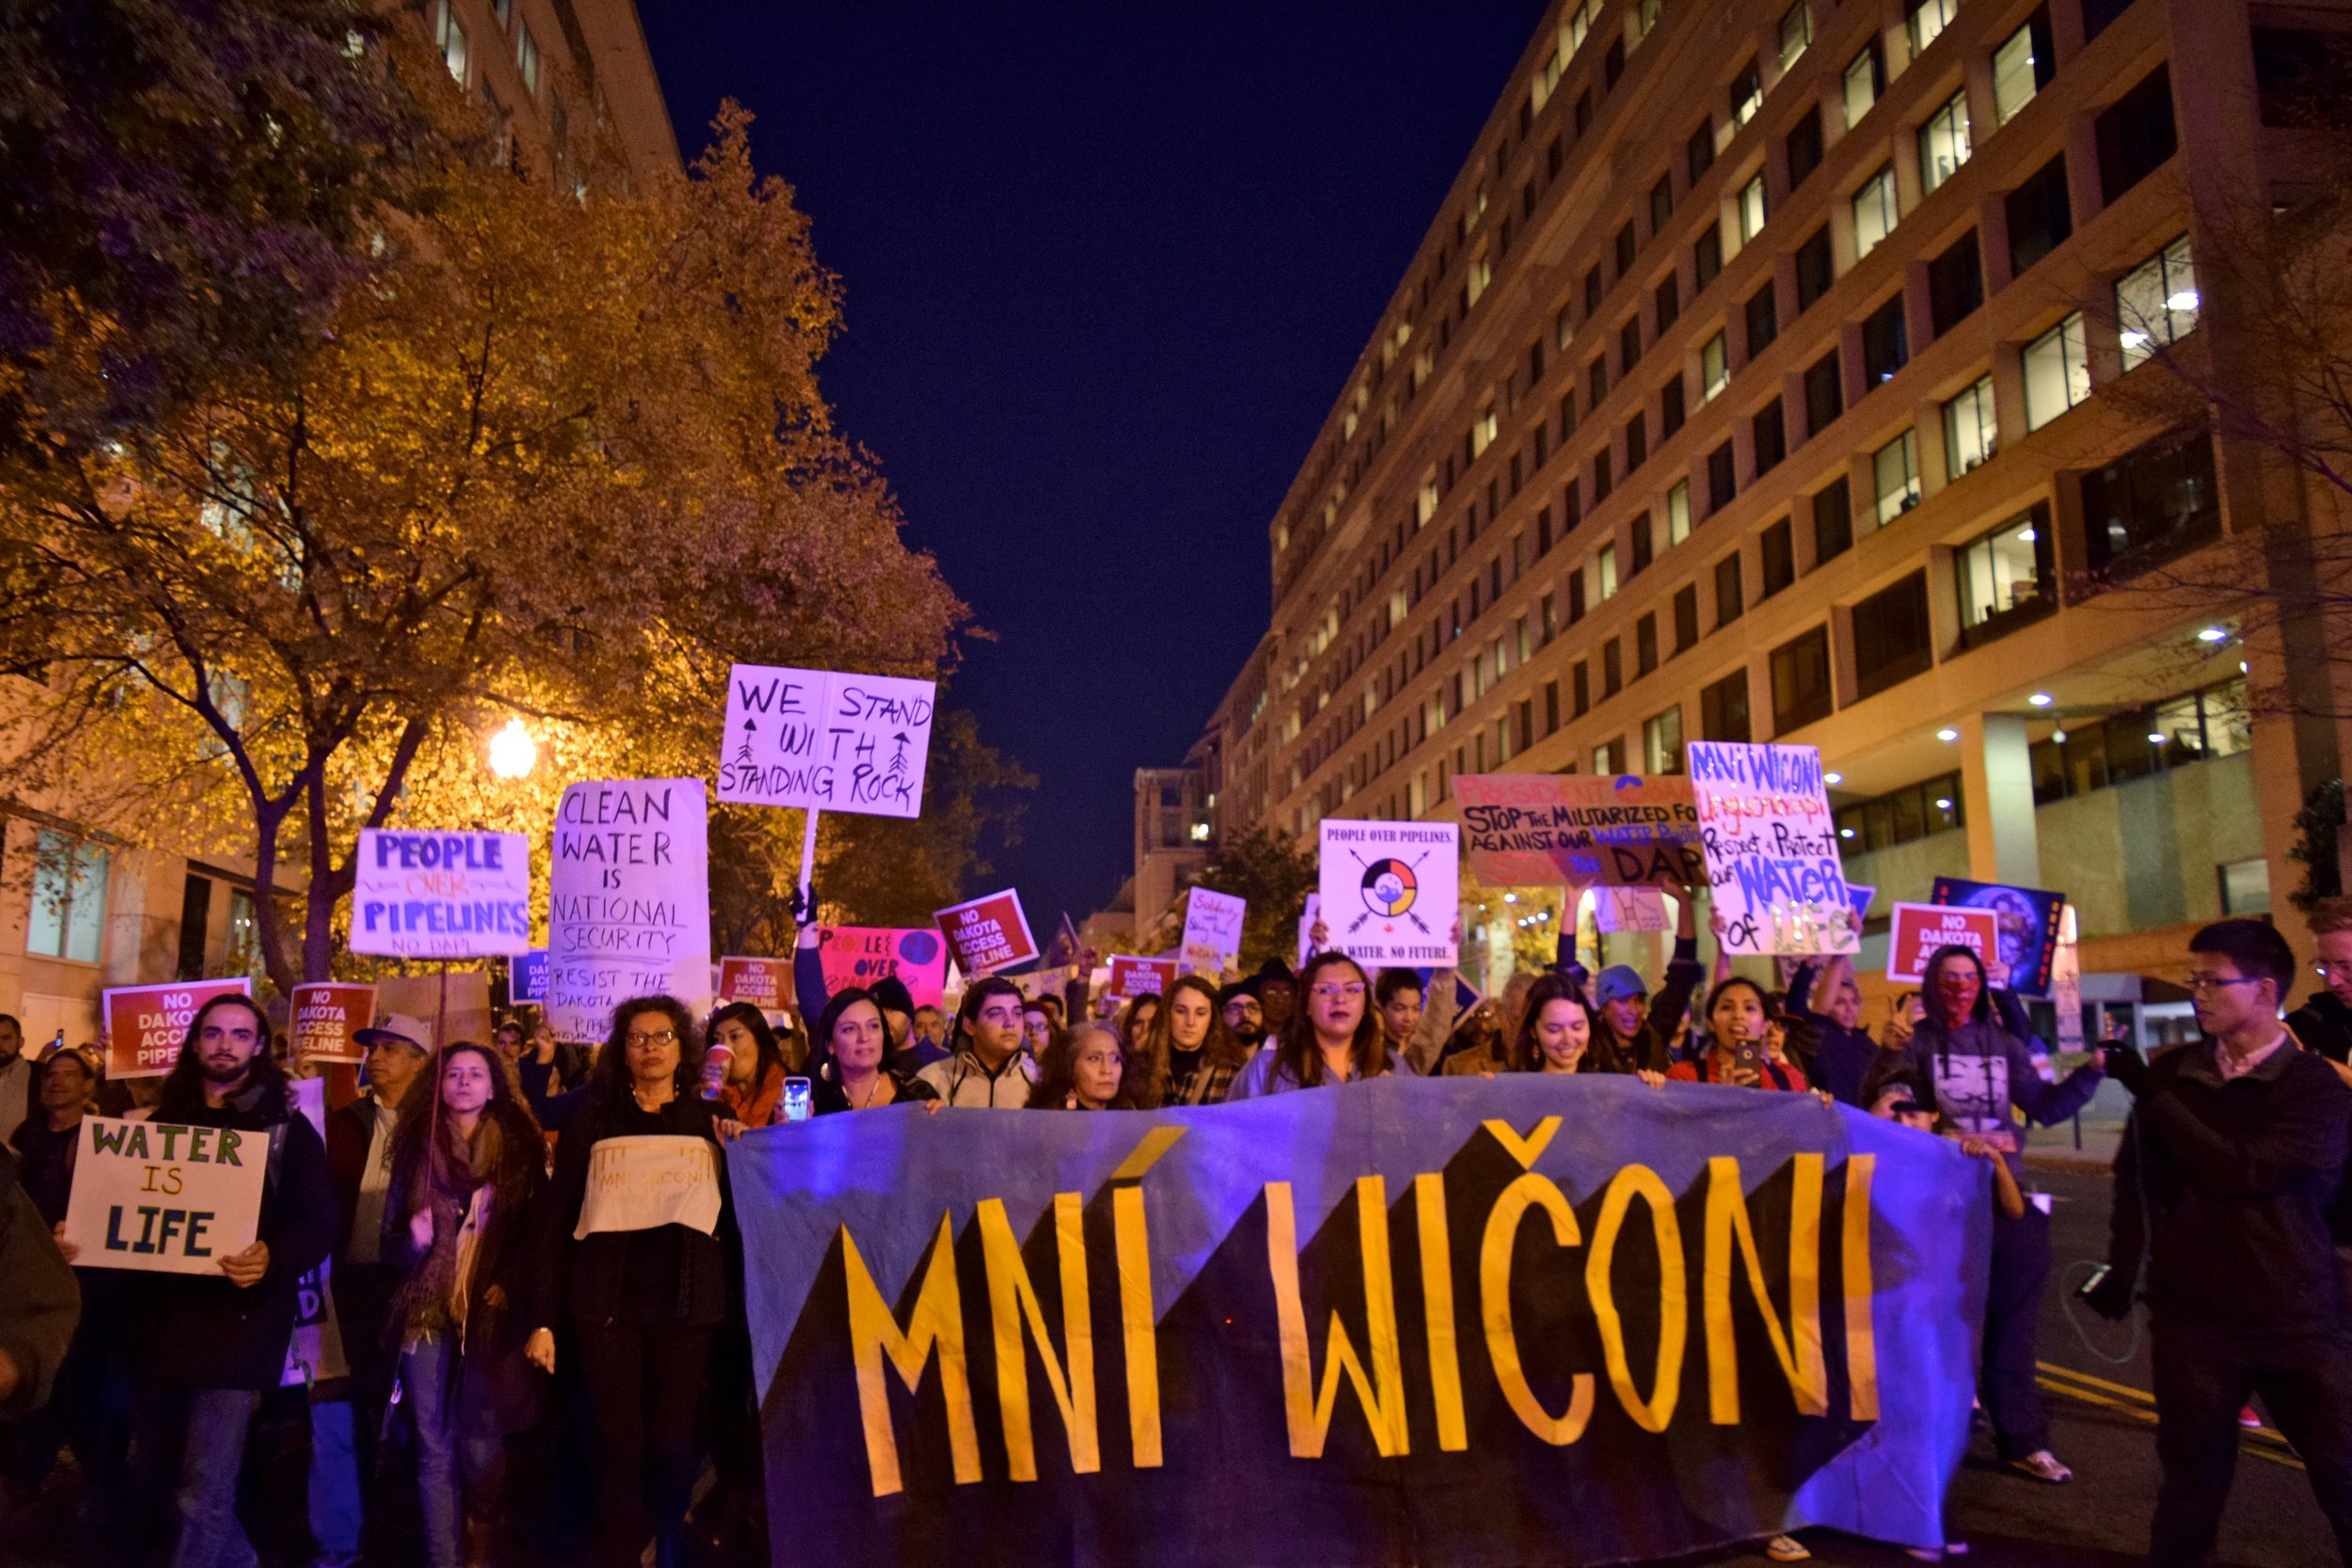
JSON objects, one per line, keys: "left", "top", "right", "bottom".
{"left": 1184, "top": 0, "right": 2352, "bottom": 984}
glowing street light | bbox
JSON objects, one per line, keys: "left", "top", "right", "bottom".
{"left": 487, "top": 718, "right": 537, "bottom": 780}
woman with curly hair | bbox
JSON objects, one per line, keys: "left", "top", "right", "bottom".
{"left": 1032, "top": 1022, "right": 1140, "bottom": 1110}
{"left": 537, "top": 996, "right": 739, "bottom": 1568}
{"left": 381, "top": 1042, "right": 549, "bottom": 1568}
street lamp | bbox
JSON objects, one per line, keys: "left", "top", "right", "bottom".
{"left": 487, "top": 718, "right": 537, "bottom": 780}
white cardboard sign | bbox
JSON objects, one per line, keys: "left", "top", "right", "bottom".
{"left": 62, "top": 1117, "right": 269, "bottom": 1275}
{"left": 717, "top": 663, "right": 937, "bottom": 819}
{"left": 1316, "top": 819, "right": 1460, "bottom": 968}
{"left": 548, "top": 778, "right": 711, "bottom": 1041}
{"left": 573, "top": 1135, "right": 723, "bottom": 1240}
{"left": 1180, "top": 887, "right": 1247, "bottom": 975}
{"left": 1685, "top": 741, "right": 1859, "bottom": 958}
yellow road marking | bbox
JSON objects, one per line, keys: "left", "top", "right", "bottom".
{"left": 2035, "top": 1377, "right": 2305, "bottom": 1471}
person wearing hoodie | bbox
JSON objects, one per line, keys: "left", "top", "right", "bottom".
{"left": 2286, "top": 895, "right": 2352, "bottom": 1064}
{"left": 1586, "top": 895, "right": 1703, "bottom": 1076}
{"left": 1891, "top": 942, "right": 2103, "bottom": 1487}
{"left": 1786, "top": 949, "right": 1879, "bottom": 1107}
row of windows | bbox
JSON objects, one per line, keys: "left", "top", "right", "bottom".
{"left": 1280, "top": 1, "right": 2178, "bottom": 817}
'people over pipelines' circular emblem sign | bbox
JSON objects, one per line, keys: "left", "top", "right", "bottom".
{"left": 1359, "top": 858, "right": 1419, "bottom": 919}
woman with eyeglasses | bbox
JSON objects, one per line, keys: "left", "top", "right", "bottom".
{"left": 1226, "top": 952, "right": 1400, "bottom": 1098}
{"left": 537, "top": 996, "right": 742, "bottom": 1568}
{"left": 1884, "top": 942, "right": 2101, "bottom": 1491}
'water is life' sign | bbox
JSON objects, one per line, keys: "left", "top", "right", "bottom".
{"left": 61, "top": 1117, "right": 268, "bottom": 1275}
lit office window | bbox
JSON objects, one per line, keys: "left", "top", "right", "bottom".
{"left": 1992, "top": 20, "right": 2044, "bottom": 125}
{"left": 1853, "top": 165, "right": 1899, "bottom": 258}
{"left": 1906, "top": 0, "right": 1958, "bottom": 59}
{"left": 26, "top": 830, "right": 109, "bottom": 964}
{"left": 435, "top": 1, "right": 468, "bottom": 83}
{"left": 1701, "top": 333, "right": 1729, "bottom": 402}
{"left": 1473, "top": 406, "right": 1499, "bottom": 455}
{"left": 1645, "top": 705, "right": 1686, "bottom": 774}
{"left": 1955, "top": 508, "right": 2053, "bottom": 643}
{"left": 1738, "top": 174, "right": 1769, "bottom": 243}
{"left": 1942, "top": 375, "right": 1997, "bottom": 476}
{"left": 1873, "top": 428, "right": 1921, "bottom": 524}
{"left": 2022, "top": 313, "right": 2090, "bottom": 430}
{"left": 1843, "top": 40, "right": 1884, "bottom": 130}
{"left": 1779, "top": 4, "right": 1812, "bottom": 71}
{"left": 1919, "top": 91, "right": 1973, "bottom": 195}
{"left": 1667, "top": 480, "right": 1692, "bottom": 545}
{"left": 516, "top": 21, "right": 541, "bottom": 97}
{"left": 2117, "top": 236, "right": 2200, "bottom": 370}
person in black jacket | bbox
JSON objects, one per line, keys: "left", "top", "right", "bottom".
{"left": 537, "top": 996, "right": 740, "bottom": 1568}
{"left": 2286, "top": 895, "right": 2352, "bottom": 1064}
{"left": 2088, "top": 919, "right": 2352, "bottom": 1567}
{"left": 380, "top": 1041, "right": 550, "bottom": 1568}
{"left": 126, "top": 993, "right": 340, "bottom": 1568}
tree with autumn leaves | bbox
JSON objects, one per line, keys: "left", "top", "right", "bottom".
{"left": 0, "top": 9, "right": 1020, "bottom": 992}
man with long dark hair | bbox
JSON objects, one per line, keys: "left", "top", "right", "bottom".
{"left": 129, "top": 992, "right": 339, "bottom": 1568}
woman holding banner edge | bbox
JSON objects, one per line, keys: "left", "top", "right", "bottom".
{"left": 1226, "top": 951, "right": 1401, "bottom": 1098}
{"left": 536, "top": 995, "right": 741, "bottom": 1568}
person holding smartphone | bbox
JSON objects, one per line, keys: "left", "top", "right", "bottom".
{"left": 1669, "top": 979, "right": 1814, "bottom": 1093}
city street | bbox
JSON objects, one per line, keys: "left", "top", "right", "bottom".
{"left": 1706, "top": 1164, "right": 2337, "bottom": 1567}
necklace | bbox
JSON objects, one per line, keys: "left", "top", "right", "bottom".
{"left": 850, "top": 1073, "right": 885, "bottom": 1110}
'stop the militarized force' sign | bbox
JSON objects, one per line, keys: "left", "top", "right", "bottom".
{"left": 729, "top": 1075, "right": 1985, "bottom": 1568}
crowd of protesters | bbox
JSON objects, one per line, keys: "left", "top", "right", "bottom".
{"left": 3, "top": 894, "right": 2351, "bottom": 1568}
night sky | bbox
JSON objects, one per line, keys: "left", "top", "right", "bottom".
{"left": 640, "top": 2, "right": 1549, "bottom": 927}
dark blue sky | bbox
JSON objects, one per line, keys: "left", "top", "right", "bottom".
{"left": 641, "top": 2, "right": 1548, "bottom": 926}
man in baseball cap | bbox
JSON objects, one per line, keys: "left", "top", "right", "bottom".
{"left": 329, "top": 1011, "right": 433, "bottom": 1503}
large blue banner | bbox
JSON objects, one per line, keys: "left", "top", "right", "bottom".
{"left": 729, "top": 1075, "right": 1988, "bottom": 1566}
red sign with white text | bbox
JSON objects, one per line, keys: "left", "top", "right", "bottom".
{"left": 932, "top": 890, "right": 1038, "bottom": 978}
{"left": 103, "top": 979, "right": 255, "bottom": 1079}
{"left": 1106, "top": 956, "right": 1177, "bottom": 1001}
{"left": 718, "top": 957, "right": 795, "bottom": 1012}
{"left": 1885, "top": 903, "right": 2002, "bottom": 986}
{"left": 289, "top": 983, "right": 375, "bottom": 1066}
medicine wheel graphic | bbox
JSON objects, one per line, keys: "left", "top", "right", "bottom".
{"left": 1359, "top": 858, "right": 1419, "bottom": 918}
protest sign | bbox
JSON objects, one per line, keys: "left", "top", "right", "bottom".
{"left": 1180, "top": 888, "right": 1246, "bottom": 976}
{"left": 815, "top": 927, "right": 951, "bottom": 1011}
{"left": 719, "top": 957, "right": 795, "bottom": 1011}
{"left": 1885, "top": 904, "right": 2002, "bottom": 986}
{"left": 1594, "top": 885, "right": 1669, "bottom": 933}
{"left": 1318, "top": 819, "right": 1459, "bottom": 967}
{"left": 1106, "top": 956, "right": 1177, "bottom": 1000}
{"left": 718, "top": 663, "right": 938, "bottom": 819}
{"left": 1929, "top": 877, "right": 2066, "bottom": 996}
{"left": 349, "top": 829, "right": 531, "bottom": 958}
{"left": 289, "top": 983, "right": 375, "bottom": 1067}
{"left": 1686, "top": 742, "right": 1858, "bottom": 958}
{"left": 102, "top": 979, "right": 253, "bottom": 1080}
{"left": 1456, "top": 772, "right": 1707, "bottom": 890}
{"left": 281, "top": 1079, "right": 349, "bottom": 1386}
{"left": 574, "top": 1135, "right": 723, "bottom": 1240}
{"left": 1847, "top": 883, "right": 1877, "bottom": 926}
{"left": 513, "top": 949, "right": 549, "bottom": 1005}
{"left": 1297, "top": 893, "right": 1319, "bottom": 968}
{"left": 548, "top": 778, "right": 711, "bottom": 1040}
{"left": 933, "top": 890, "right": 1038, "bottom": 978}
{"left": 2052, "top": 905, "right": 2084, "bottom": 1054}
{"left": 376, "top": 971, "right": 490, "bottom": 1050}
{"left": 62, "top": 1116, "right": 269, "bottom": 1275}
{"left": 731, "top": 1074, "right": 1983, "bottom": 1568}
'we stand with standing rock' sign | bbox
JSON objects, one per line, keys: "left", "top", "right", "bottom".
{"left": 718, "top": 664, "right": 937, "bottom": 819}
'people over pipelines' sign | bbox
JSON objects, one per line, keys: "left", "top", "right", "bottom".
{"left": 349, "top": 829, "right": 532, "bottom": 959}
{"left": 729, "top": 1076, "right": 1982, "bottom": 1568}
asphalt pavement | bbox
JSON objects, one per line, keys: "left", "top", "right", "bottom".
{"left": 1696, "top": 1164, "right": 2340, "bottom": 1568}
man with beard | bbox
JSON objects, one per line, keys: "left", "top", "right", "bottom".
{"left": 127, "top": 993, "right": 338, "bottom": 1568}
{"left": 1217, "top": 982, "right": 1265, "bottom": 1051}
